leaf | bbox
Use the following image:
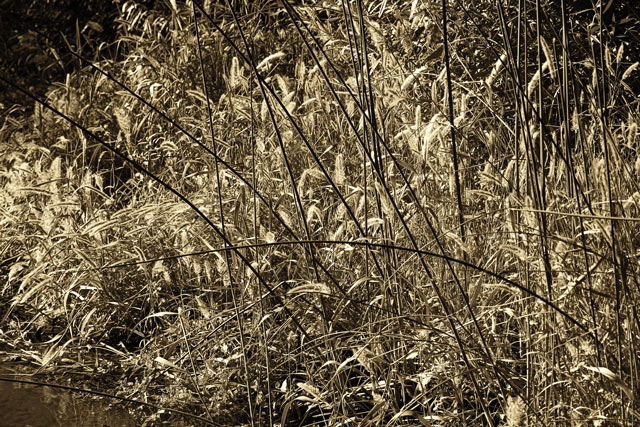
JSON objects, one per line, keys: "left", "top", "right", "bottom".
{"left": 80, "top": 307, "right": 98, "bottom": 337}
{"left": 584, "top": 366, "right": 634, "bottom": 399}
{"left": 84, "top": 21, "right": 104, "bottom": 33}
{"left": 280, "top": 399, "right": 294, "bottom": 427}
{"left": 155, "top": 356, "right": 186, "bottom": 372}
{"left": 347, "top": 277, "right": 378, "bottom": 294}
{"left": 287, "top": 283, "right": 331, "bottom": 296}
{"left": 144, "top": 311, "right": 178, "bottom": 320}
{"left": 296, "top": 382, "right": 321, "bottom": 400}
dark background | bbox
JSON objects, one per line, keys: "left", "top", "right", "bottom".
{"left": 0, "top": 0, "right": 121, "bottom": 108}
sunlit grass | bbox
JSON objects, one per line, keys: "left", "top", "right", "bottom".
{"left": 1, "top": 0, "right": 639, "bottom": 425}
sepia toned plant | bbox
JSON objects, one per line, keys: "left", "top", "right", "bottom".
{"left": 1, "top": 0, "right": 639, "bottom": 425}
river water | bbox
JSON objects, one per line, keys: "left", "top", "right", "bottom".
{"left": 0, "top": 368, "right": 140, "bottom": 427}
{"left": 0, "top": 358, "right": 211, "bottom": 426}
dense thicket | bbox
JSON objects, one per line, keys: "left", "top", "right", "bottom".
{"left": 1, "top": 0, "right": 639, "bottom": 425}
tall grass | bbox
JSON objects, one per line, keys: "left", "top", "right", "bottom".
{"left": 1, "top": 0, "right": 639, "bottom": 425}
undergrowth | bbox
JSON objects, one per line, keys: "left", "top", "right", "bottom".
{"left": 1, "top": 0, "right": 639, "bottom": 425}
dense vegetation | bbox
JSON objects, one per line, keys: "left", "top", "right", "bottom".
{"left": 1, "top": 0, "right": 639, "bottom": 425}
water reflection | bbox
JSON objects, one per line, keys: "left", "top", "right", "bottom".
{"left": 0, "top": 376, "right": 139, "bottom": 427}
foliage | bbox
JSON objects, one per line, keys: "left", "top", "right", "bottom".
{"left": 1, "top": 0, "right": 639, "bottom": 425}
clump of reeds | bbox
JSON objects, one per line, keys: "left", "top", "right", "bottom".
{"left": 1, "top": 0, "right": 638, "bottom": 425}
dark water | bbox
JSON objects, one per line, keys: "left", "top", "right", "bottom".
{"left": 0, "top": 375, "right": 139, "bottom": 427}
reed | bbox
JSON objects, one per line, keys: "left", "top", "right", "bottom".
{"left": 1, "top": 0, "right": 638, "bottom": 424}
